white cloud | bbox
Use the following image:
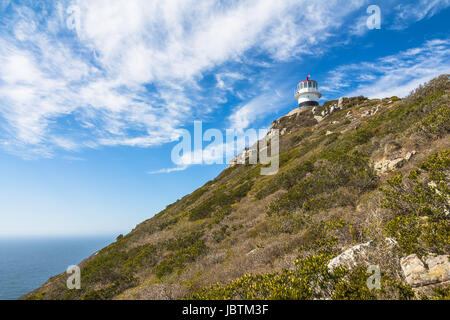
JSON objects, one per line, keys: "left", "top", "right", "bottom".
{"left": 62, "top": 155, "right": 85, "bottom": 161}
{"left": 349, "top": 14, "right": 370, "bottom": 37}
{"left": 216, "top": 72, "right": 245, "bottom": 91}
{"left": 322, "top": 38, "right": 450, "bottom": 98}
{"left": 2, "top": 0, "right": 447, "bottom": 160}
{"left": 228, "top": 90, "right": 289, "bottom": 130}
{"left": 147, "top": 165, "right": 188, "bottom": 174}
{"left": 391, "top": 0, "right": 450, "bottom": 30}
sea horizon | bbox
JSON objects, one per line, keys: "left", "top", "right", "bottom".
{"left": 0, "top": 235, "right": 118, "bottom": 300}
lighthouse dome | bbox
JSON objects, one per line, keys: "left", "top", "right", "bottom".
{"left": 294, "top": 76, "right": 322, "bottom": 108}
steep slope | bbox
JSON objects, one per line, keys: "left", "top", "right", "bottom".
{"left": 24, "top": 75, "right": 450, "bottom": 300}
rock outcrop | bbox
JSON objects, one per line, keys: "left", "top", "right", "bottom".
{"left": 374, "top": 150, "right": 417, "bottom": 174}
{"left": 327, "top": 238, "right": 399, "bottom": 271}
{"left": 229, "top": 106, "right": 317, "bottom": 167}
{"left": 361, "top": 106, "right": 379, "bottom": 117}
{"left": 328, "top": 241, "right": 376, "bottom": 271}
{"left": 338, "top": 97, "right": 344, "bottom": 109}
{"left": 400, "top": 254, "right": 450, "bottom": 289}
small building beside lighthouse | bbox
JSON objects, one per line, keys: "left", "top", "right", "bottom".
{"left": 294, "top": 75, "right": 322, "bottom": 108}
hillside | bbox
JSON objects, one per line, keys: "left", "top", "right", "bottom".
{"left": 24, "top": 75, "right": 450, "bottom": 300}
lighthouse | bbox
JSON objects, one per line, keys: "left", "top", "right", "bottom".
{"left": 294, "top": 75, "right": 322, "bottom": 108}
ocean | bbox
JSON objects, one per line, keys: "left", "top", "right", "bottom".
{"left": 0, "top": 236, "right": 115, "bottom": 300}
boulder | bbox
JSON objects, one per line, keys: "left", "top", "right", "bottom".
{"left": 328, "top": 238, "right": 399, "bottom": 272}
{"left": 374, "top": 158, "right": 405, "bottom": 174}
{"left": 374, "top": 150, "right": 417, "bottom": 174}
{"left": 371, "top": 106, "right": 379, "bottom": 115}
{"left": 314, "top": 115, "right": 324, "bottom": 122}
{"left": 330, "top": 105, "right": 341, "bottom": 114}
{"left": 400, "top": 254, "right": 450, "bottom": 288}
{"left": 328, "top": 241, "right": 376, "bottom": 271}
{"left": 362, "top": 110, "right": 372, "bottom": 117}
{"left": 287, "top": 108, "right": 302, "bottom": 116}
{"left": 405, "top": 150, "right": 417, "bottom": 161}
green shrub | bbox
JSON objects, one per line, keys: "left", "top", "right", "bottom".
{"left": 385, "top": 215, "right": 421, "bottom": 255}
{"left": 122, "top": 244, "right": 158, "bottom": 272}
{"left": 190, "top": 253, "right": 414, "bottom": 300}
{"left": 82, "top": 274, "right": 138, "bottom": 300}
{"left": 291, "top": 129, "right": 313, "bottom": 144}
{"left": 298, "top": 218, "right": 345, "bottom": 255}
{"left": 267, "top": 148, "right": 376, "bottom": 216}
{"left": 159, "top": 216, "right": 180, "bottom": 230}
{"left": 212, "top": 206, "right": 232, "bottom": 224}
{"left": 332, "top": 266, "right": 378, "bottom": 300}
{"left": 189, "top": 181, "right": 253, "bottom": 221}
{"left": 82, "top": 250, "right": 130, "bottom": 283}
{"left": 255, "top": 160, "right": 314, "bottom": 200}
{"left": 190, "top": 253, "right": 347, "bottom": 300}
{"left": 382, "top": 150, "right": 450, "bottom": 255}
{"left": 416, "top": 104, "right": 450, "bottom": 138}
{"left": 333, "top": 267, "right": 414, "bottom": 300}
{"left": 165, "top": 231, "right": 204, "bottom": 251}
{"left": 213, "top": 225, "right": 230, "bottom": 243}
{"left": 348, "top": 128, "right": 374, "bottom": 145}
{"left": 426, "top": 285, "right": 450, "bottom": 300}
{"left": 27, "top": 291, "right": 47, "bottom": 300}
{"left": 154, "top": 240, "right": 207, "bottom": 278}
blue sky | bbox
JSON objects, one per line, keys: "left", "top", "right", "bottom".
{"left": 0, "top": 0, "right": 449, "bottom": 237}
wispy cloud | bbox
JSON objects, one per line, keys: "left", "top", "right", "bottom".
{"left": 0, "top": 1, "right": 448, "bottom": 160}
{"left": 62, "top": 155, "right": 86, "bottom": 161}
{"left": 216, "top": 72, "right": 245, "bottom": 91}
{"left": 321, "top": 38, "right": 450, "bottom": 98}
{"left": 391, "top": 0, "right": 450, "bottom": 30}
{"left": 0, "top": 0, "right": 374, "bottom": 158}
{"left": 228, "top": 89, "right": 286, "bottom": 130}
{"left": 147, "top": 165, "right": 188, "bottom": 175}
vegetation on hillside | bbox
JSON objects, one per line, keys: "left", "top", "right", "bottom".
{"left": 189, "top": 254, "right": 414, "bottom": 300}
{"left": 24, "top": 74, "right": 450, "bottom": 300}
{"left": 383, "top": 150, "right": 449, "bottom": 255}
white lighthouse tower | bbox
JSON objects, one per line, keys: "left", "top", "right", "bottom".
{"left": 294, "top": 75, "right": 322, "bottom": 108}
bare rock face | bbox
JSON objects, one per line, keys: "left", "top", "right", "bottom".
{"left": 338, "top": 97, "right": 344, "bottom": 109}
{"left": 327, "top": 238, "right": 399, "bottom": 272}
{"left": 374, "top": 150, "right": 417, "bottom": 174}
{"left": 287, "top": 107, "right": 302, "bottom": 116}
{"left": 374, "top": 158, "right": 405, "bottom": 174}
{"left": 314, "top": 115, "right": 324, "bottom": 122}
{"left": 328, "top": 241, "right": 375, "bottom": 271}
{"left": 327, "top": 241, "right": 377, "bottom": 271}
{"left": 400, "top": 254, "right": 450, "bottom": 288}
{"left": 361, "top": 106, "right": 379, "bottom": 117}
{"left": 229, "top": 147, "right": 257, "bottom": 166}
